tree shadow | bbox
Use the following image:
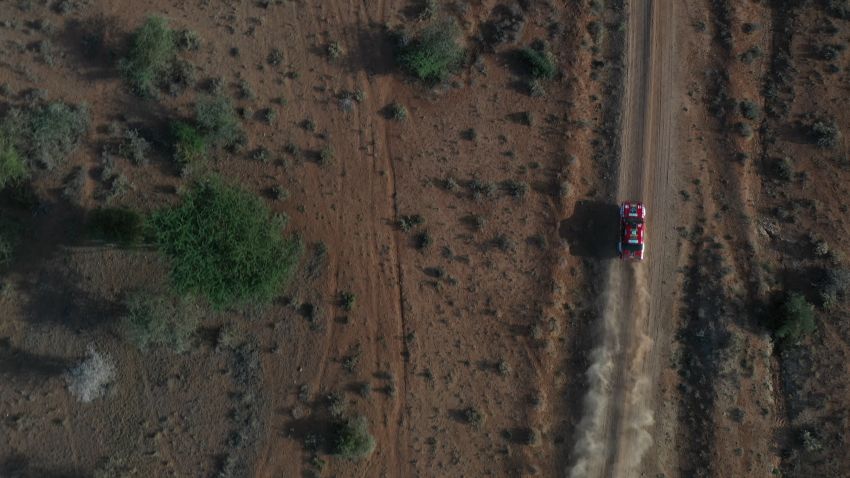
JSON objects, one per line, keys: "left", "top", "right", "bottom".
{"left": 0, "top": 187, "right": 122, "bottom": 331}
{"left": 559, "top": 200, "right": 619, "bottom": 259}
{"left": 342, "top": 22, "right": 396, "bottom": 77}
{"left": 18, "top": 260, "right": 123, "bottom": 330}
{"left": 0, "top": 337, "right": 72, "bottom": 380}
{"left": 0, "top": 453, "right": 87, "bottom": 478}
{"left": 58, "top": 14, "right": 124, "bottom": 82}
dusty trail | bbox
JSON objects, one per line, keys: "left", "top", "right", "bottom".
{"left": 569, "top": 0, "right": 679, "bottom": 476}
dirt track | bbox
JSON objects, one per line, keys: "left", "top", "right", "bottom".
{"left": 610, "top": 0, "right": 680, "bottom": 474}
{"left": 570, "top": 0, "right": 680, "bottom": 476}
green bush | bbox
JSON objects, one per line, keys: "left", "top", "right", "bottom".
{"left": 122, "top": 292, "right": 201, "bottom": 352}
{"left": 119, "top": 16, "right": 177, "bottom": 97}
{"left": 739, "top": 100, "right": 760, "bottom": 120}
{"left": 119, "top": 128, "right": 150, "bottom": 166}
{"left": 389, "top": 102, "right": 407, "bottom": 121}
{"left": 1, "top": 102, "right": 89, "bottom": 170}
{"left": 340, "top": 291, "right": 356, "bottom": 311}
{"left": 149, "top": 177, "right": 302, "bottom": 308}
{"left": 806, "top": 119, "right": 840, "bottom": 149}
{"left": 0, "top": 135, "right": 27, "bottom": 190}
{"left": 518, "top": 47, "right": 556, "bottom": 79}
{"left": 775, "top": 293, "right": 816, "bottom": 344}
{"left": 331, "top": 416, "right": 376, "bottom": 459}
{"left": 194, "top": 95, "right": 242, "bottom": 149}
{"left": 87, "top": 208, "right": 145, "bottom": 246}
{"left": 396, "top": 19, "right": 463, "bottom": 82}
{"left": 170, "top": 121, "right": 206, "bottom": 167}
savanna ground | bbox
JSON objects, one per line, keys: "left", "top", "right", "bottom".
{"left": 0, "top": 1, "right": 849, "bottom": 478}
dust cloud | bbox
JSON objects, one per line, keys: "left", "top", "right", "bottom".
{"left": 568, "top": 263, "right": 621, "bottom": 478}
{"left": 567, "top": 264, "right": 654, "bottom": 478}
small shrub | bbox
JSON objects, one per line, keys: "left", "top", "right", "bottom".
{"left": 773, "top": 157, "right": 793, "bottom": 181}
{"left": 331, "top": 416, "right": 376, "bottom": 459}
{"left": 395, "top": 19, "right": 464, "bottom": 82}
{"left": 806, "top": 119, "right": 840, "bottom": 149}
{"left": 518, "top": 47, "right": 556, "bottom": 79}
{"left": 327, "top": 41, "right": 343, "bottom": 60}
{"left": 818, "top": 43, "right": 844, "bottom": 61}
{"left": 462, "top": 406, "right": 484, "bottom": 427}
{"left": 1, "top": 102, "right": 90, "bottom": 170}
{"left": 149, "top": 177, "right": 302, "bottom": 308}
{"left": 284, "top": 141, "right": 300, "bottom": 158}
{"left": 734, "top": 122, "right": 753, "bottom": 139}
{"left": 122, "top": 292, "right": 201, "bottom": 352}
{"left": 237, "top": 79, "right": 255, "bottom": 100}
{"left": 0, "top": 135, "right": 27, "bottom": 190}
{"left": 516, "top": 427, "right": 540, "bottom": 446}
{"left": 739, "top": 100, "right": 760, "bottom": 121}
{"left": 327, "top": 391, "right": 346, "bottom": 417}
{"left": 261, "top": 107, "right": 277, "bottom": 125}
{"left": 819, "top": 268, "right": 850, "bottom": 309}
{"left": 170, "top": 121, "right": 206, "bottom": 167}
{"left": 119, "top": 16, "right": 177, "bottom": 97}
{"left": 414, "top": 230, "right": 432, "bottom": 250}
{"left": 389, "top": 102, "right": 407, "bottom": 121}
{"left": 119, "top": 129, "right": 151, "bottom": 166}
{"left": 775, "top": 293, "right": 816, "bottom": 344}
{"left": 175, "top": 29, "right": 201, "bottom": 51}
{"left": 340, "top": 291, "right": 356, "bottom": 311}
{"left": 271, "top": 185, "right": 289, "bottom": 201}
{"left": 164, "top": 59, "right": 195, "bottom": 96}
{"left": 502, "top": 179, "right": 528, "bottom": 198}
{"left": 468, "top": 178, "right": 496, "bottom": 199}
{"left": 398, "top": 214, "right": 424, "bottom": 232}
{"left": 491, "top": 234, "right": 514, "bottom": 252}
{"left": 215, "top": 323, "right": 240, "bottom": 350}
{"left": 87, "top": 208, "right": 145, "bottom": 246}
{"left": 497, "top": 358, "right": 510, "bottom": 375}
{"left": 464, "top": 214, "right": 485, "bottom": 231}
{"left": 65, "top": 346, "right": 116, "bottom": 403}
{"left": 195, "top": 95, "right": 242, "bottom": 149}
{"left": 318, "top": 145, "right": 334, "bottom": 165}
{"left": 558, "top": 180, "right": 572, "bottom": 198}
{"left": 527, "top": 78, "right": 546, "bottom": 97}
{"left": 739, "top": 46, "right": 763, "bottom": 64}
{"left": 239, "top": 106, "right": 254, "bottom": 120}
{"left": 267, "top": 48, "right": 284, "bottom": 66}
{"left": 252, "top": 147, "right": 270, "bottom": 163}
{"left": 62, "top": 167, "right": 86, "bottom": 204}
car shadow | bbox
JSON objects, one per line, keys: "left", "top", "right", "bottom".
{"left": 559, "top": 200, "right": 620, "bottom": 259}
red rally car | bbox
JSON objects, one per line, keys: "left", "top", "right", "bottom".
{"left": 619, "top": 201, "right": 646, "bottom": 260}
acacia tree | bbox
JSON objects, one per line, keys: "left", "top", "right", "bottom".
{"left": 149, "top": 177, "right": 301, "bottom": 308}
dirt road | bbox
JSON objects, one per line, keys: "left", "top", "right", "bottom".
{"left": 569, "top": 0, "right": 680, "bottom": 476}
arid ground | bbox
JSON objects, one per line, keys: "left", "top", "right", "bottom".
{"left": 0, "top": 1, "right": 849, "bottom": 478}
